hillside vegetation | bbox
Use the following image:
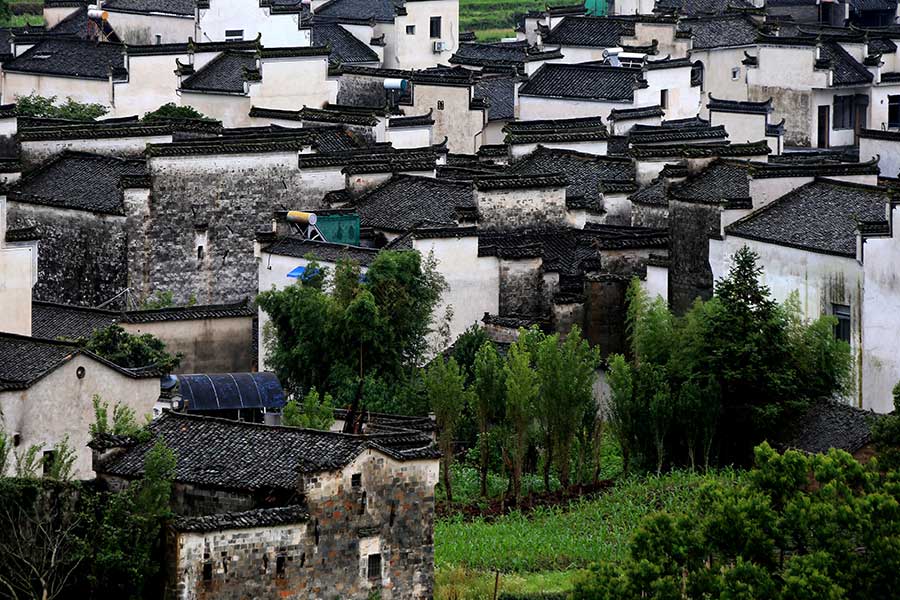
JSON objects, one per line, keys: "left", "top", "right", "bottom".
{"left": 460, "top": 0, "right": 547, "bottom": 40}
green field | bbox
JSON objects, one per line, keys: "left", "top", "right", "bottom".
{"left": 434, "top": 469, "right": 744, "bottom": 598}
{"left": 460, "top": 0, "right": 549, "bottom": 40}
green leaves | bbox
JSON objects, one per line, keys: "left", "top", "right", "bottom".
{"left": 84, "top": 324, "right": 181, "bottom": 373}
{"left": 14, "top": 93, "right": 108, "bottom": 121}
{"left": 281, "top": 388, "right": 336, "bottom": 430}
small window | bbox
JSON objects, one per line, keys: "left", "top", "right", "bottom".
{"left": 691, "top": 60, "right": 704, "bottom": 89}
{"left": 155, "top": 34, "right": 162, "bottom": 45}
{"left": 406, "top": 25, "right": 416, "bottom": 35}
{"left": 202, "top": 562, "right": 213, "bottom": 582}
{"left": 889, "top": 95, "right": 900, "bottom": 129}
{"left": 367, "top": 553, "right": 382, "bottom": 580}
{"left": 225, "top": 29, "right": 243, "bottom": 41}
{"left": 833, "top": 95, "right": 854, "bottom": 130}
{"left": 430, "top": 16, "right": 442, "bottom": 38}
{"left": 833, "top": 304, "right": 851, "bottom": 343}
{"left": 197, "top": 245, "right": 205, "bottom": 260}
{"left": 659, "top": 89, "right": 668, "bottom": 109}
{"left": 276, "top": 555, "right": 286, "bottom": 578}
{"left": 731, "top": 66, "right": 740, "bottom": 80}
{"left": 351, "top": 473, "right": 362, "bottom": 488}
{"left": 437, "top": 100, "right": 445, "bottom": 110}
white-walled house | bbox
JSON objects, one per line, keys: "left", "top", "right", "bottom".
{"left": 42, "top": 0, "right": 195, "bottom": 45}
{"left": 859, "top": 128, "right": 900, "bottom": 178}
{"left": 518, "top": 58, "right": 701, "bottom": 122}
{"left": 0, "top": 332, "right": 161, "bottom": 478}
{"left": 707, "top": 96, "right": 784, "bottom": 153}
{"left": 198, "top": 0, "right": 311, "bottom": 47}
{"left": 682, "top": 14, "right": 760, "bottom": 107}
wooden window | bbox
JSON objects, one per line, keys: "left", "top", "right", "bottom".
{"left": 659, "top": 89, "right": 668, "bottom": 109}
{"left": 276, "top": 555, "right": 286, "bottom": 578}
{"left": 731, "top": 66, "right": 740, "bottom": 80}
{"left": 367, "top": 554, "right": 382, "bottom": 580}
{"left": 351, "top": 473, "right": 362, "bottom": 488}
{"left": 833, "top": 95, "right": 854, "bottom": 129}
{"left": 224, "top": 29, "right": 243, "bottom": 41}
{"left": 406, "top": 25, "right": 416, "bottom": 35}
{"left": 430, "top": 16, "right": 442, "bottom": 38}
{"left": 833, "top": 304, "right": 851, "bottom": 343}
{"left": 889, "top": 95, "right": 900, "bottom": 128}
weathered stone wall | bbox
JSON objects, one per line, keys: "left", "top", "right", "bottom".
{"left": 631, "top": 202, "right": 668, "bottom": 229}
{"left": 171, "top": 483, "right": 258, "bottom": 517}
{"left": 6, "top": 200, "right": 129, "bottom": 306}
{"left": 749, "top": 86, "right": 811, "bottom": 147}
{"left": 337, "top": 74, "right": 390, "bottom": 108}
{"left": 668, "top": 198, "right": 721, "bottom": 314}
{"left": 476, "top": 187, "right": 567, "bottom": 231}
{"left": 499, "top": 257, "right": 544, "bottom": 316}
{"left": 143, "top": 152, "right": 322, "bottom": 305}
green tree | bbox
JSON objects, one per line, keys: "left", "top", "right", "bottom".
{"left": 503, "top": 339, "right": 539, "bottom": 501}
{"left": 451, "top": 325, "right": 490, "bottom": 384}
{"left": 258, "top": 251, "right": 446, "bottom": 409}
{"left": 142, "top": 103, "right": 211, "bottom": 121}
{"left": 84, "top": 324, "right": 181, "bottom": 373}
{"left": 573, "top": 442, "right": 900, "bottom": 600}
{"left": 90, "top": 394, "right": 145, "bottom": 439}
{"left": 281, "top": 388, "right": 336, "bottom": 430}
{"left": 15, "top": 93, "right": 108, "bottom": 121}
{"left": 425, "top": 357, "right": 469, "bottom": 502}
{"left": 606, "top": 353, "right": 637, "bottom": 473}
{"left": 140, "top": 290, "right": 175, "bottom": 309}
{"left": 472, "top": 341, "right": 505, "bottom": 497}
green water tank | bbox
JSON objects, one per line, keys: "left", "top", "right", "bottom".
{"left": 317, "top": 213, "right": 361, "bottom": 245}
{"left": 585, "top": 0, "right": 608, "bottom": 15}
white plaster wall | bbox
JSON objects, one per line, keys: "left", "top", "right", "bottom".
{"left": 610, "top": 0, "right": 656, "bottom": 14}
{"left": 2, "top": 72, "right": 111, "bottom": 107}
{"left": 709, "top": 110, "right": 767, "bottom": 144}
{"left": 519, "top": 95, "right": 623, "bottom": 121}
{"left": 386, "top": 125, "right": 432, "bottom": 148}
{"left": 413, "top": 84, "right": 483, "bottom": 153}
{"left": 693, "top": 48, "right": 752, "bottom": 110}
{"left": 635, "top": 159, "right": 667, "bottom": 186}
{"left": 812, "top": 88, "right": 861, "bottom": 149}
{"left": 180, "top": 90, "right": 252, "bottom": 127}
{"left": 388, "top": 0, "right": 458, "bottom": 69}
{"left": 0, "top": 246, "right": 33, "bottom": 336}
{"left": 415, "top": 235, "right": 499, "bottom": 354}
{"left": 861, "top": 203, "right": 900, "bottom": 412}
{"left": 115, "top": 53, "right": 186, "bottom": 116}
{"left": 21, "top": 135, "right": 172, "bottom": 165}
{"left": 43, "top": 6, "right": 80, "bottom": 28}
{"left": 637, "top": 66, "right": 700, "bottom": 120}
{"left": 105, "top": 11, "right": 195, "bottom": 45}
{"left": 556, "top": 46, "right": 607, "bottom": 64}
{"left": 643, "top": 264, "right": 668, "bottom": 302}
{"left": 711, "top": 236, "right": 862, "bottom": 405}
{"left": 868, "top": 83, "right": 900, "bottom": 132}
{"left": 748, "top": 46, "right": 826, "bottom": 90}
{"left": 0, "top": 116, "right": 16, "bottom": 137}
{"left": 0, "top": 356, "right": 160, "bottom": 478}
{"left": 610, "top": 115, "right": 660, "bottom": 135}
{"left": 860, "top": 136, "right": 900, "bottom": 179}
{"left": 510, "top": 139, "right": 608, "bottom": 159}
{"left": 252, "top": 57, "right": 337, "bottom": 110}
{"left": 199, "top": 0, "right": 308, "bottom": 46}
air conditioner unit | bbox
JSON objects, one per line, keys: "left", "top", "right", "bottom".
{"left": 433, "top": 40, "right": 448, "bottom": 52}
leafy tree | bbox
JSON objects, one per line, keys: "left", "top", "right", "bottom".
{"left": 42, "top": 437, "right": 76, "bottom": 481}
{"left": 90, "top": 395, "right": 145, "bottom": 439}
{"left": 90, "top": 439, "right": 175, "bottom": 597}
{"left": 425, "top": 357, "right": 469, "bottom": 502}
{"left": 0, "top": 429, "right": 9, "bottom": 475}
{"left": 140, "top": 290, "right": 175, "bottom": 309}
{"left": 606, "top": 353, "right": 637, "bottom": 474}
{"left": 15, "top": 93, "right": 108, "bottom": 121}
{"left": 572, "top": 443, "right": 900, "bottom": 600}
{"left": 281, "top": 387, "right": 336, "bottom": 430}
{"left": 872, "top": 414, "right": 900, "bottom": 471}
{"left": 503, "top": 339, "right": 539, "bottom": 501}
{"left": 258, "top": 251, "right": 446, "bottom": 409}
{"left": 142, "top": 103, "right": 211, "bottom": 121}
{"left": 84, "top": 324, "right": 181, "bottom": 373}
{"left": 451, "top": 325, "right": 490, "bottom": 384}
{"left": 14, "top": 444, "right": 42, "bottom": 478}
{"left": 472, "top": 341, "right": 505, "bottom": 497}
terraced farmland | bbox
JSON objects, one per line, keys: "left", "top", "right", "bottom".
{"left": 460, "top": 0, "right": 548, "bottom": 40}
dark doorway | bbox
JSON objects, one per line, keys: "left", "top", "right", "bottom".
{"left": 817, "top": 105, "right": 830, "bottom": 148}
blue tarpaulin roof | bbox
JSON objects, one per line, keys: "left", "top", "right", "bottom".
{"left": 178, "top": 372, "right": 286, "bottom": 412}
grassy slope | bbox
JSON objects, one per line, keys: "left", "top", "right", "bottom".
{"left": 435, "top": 469, "right": 743, "bottom": 598}
{"left": 459, "top": 0, "right": 548, "bottom": 40}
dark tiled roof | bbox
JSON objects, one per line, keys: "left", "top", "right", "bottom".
{"left": 818, "top": 41, "right": 873, "bottom": 86}
{"left": 707, "top": 95, "right": 773, "bottom": 114}
{"left": 4, "top": 38, "right": 128, "bottom": 80}
{"left": 628, "top": 123, "right": 727, "bottom": 144}
{"left": 474, "top": 76, "right": 516, "bottom": 122}
{"left": 298, "top": 106, "right": 379, "bottom": 126}
{"left": 474, "top": 172, "right": 569, "bottom": 190}
{"left": 654, "top": 0, "right": 755, "bottom": 15}
{"left": 780, "top": 400, "right": 884, "bottom": 455}
{"left": 868, "top": 37, "right": 897, "bottom": 54}
{"left": 19, "top": 118, "right": 222, "bottom": 141}
{"left": 180, "top": 51, "right": 255, "bottom": 94}
{"left": 670, "top": 160, "right": 751, "bottom": 206}
{"left": 172, "top": 506, "right": 310, "bottom": 532}
{"left": 146, "top": 127, "right": 360, "bottom": 156}
{"left": 32, "top": 302, "right": 119, "bottom": 340}
{"left": 103, "top": 0, "right": 194, "bottom": 14}
{"left": 263, "top": 236, "right": 380, "bottom": 265}
{"left": 97, "top": 410, "right": 439, "bottom": 489}
{"left": 678, "top": 14, "right": 759, "bottom": 49}
{"left": 850, "top": 0, "right": 897, "bottom": 12}
{"left": 510, "top": 147, "right": 635, "bottom": 211}
{"left": 519, "top": 64, "right": 642, "bottom": 101}
{"left": 0, "top": 333, "right": 79, "bottom": 390}
{"left": 355, "top": 175, "right": 474, "bottom": 231}
{"left": 503, "top": 116, "right": 609, "bottom": 144}
{"left": 9, "top": 152, "right": 146, "bottom": 215}
{"left": 542, "top": 15, "right": 634, "bottom": 46}
{"left": 629, "top": 178, "right": 666, "bottom": 206}
{"left": 314, "top": 0, "right": 402, "bottom": 22}
{"left": 5, "top": 225, "right": 41, "bottom": 242}
{"left": 450, "top": 41, "right": 562, "bottom": 67}
{"left": 608, "top": 104, "right": 664, "bottom": 121}
{"left": 312, "top": 22, "right": 379, "bottom": 64}
{"left": 725, "top": 179, "right": 888, "bottom": 256}
{"left": 388, "top": 111, "right": 434, "bottom": 128}
{"left": 859, "top": 128, "right": 900, "bottom": 141}
{"left": 121, "top": 299, "right": 255, "bottom": 323}
{"left": 630, "top": 140, "right": 771, "bottom": 158}
{"left": 298, "top": 146, "right": 438, "bottom": 171}
{"left": 747, "top": 157, "right": 879, "bottom": 178}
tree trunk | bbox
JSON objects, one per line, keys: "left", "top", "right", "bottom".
{"left": 479, "top": 426, "right": 489, "bottom": 498}
{"left": 559, "top": 436, "right": 572, "bottom": 488}
{"left": 442, "top": 453, "right": 453, "bottom": 503}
